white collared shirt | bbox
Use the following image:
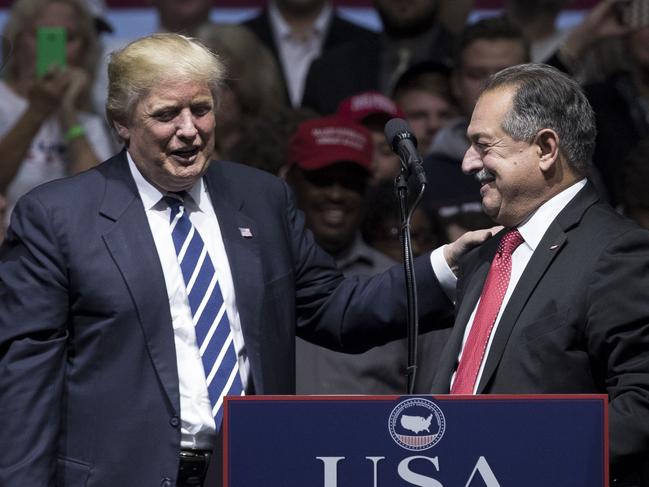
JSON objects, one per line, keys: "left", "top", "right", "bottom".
{"left": 127, "top": 154, "right": 249, "bottom": 449}
{"left": 431, "top": 179, "right": 587, "bottom": 393}
{"left": 268, "top": 0, "right": 332, "bottom": 106}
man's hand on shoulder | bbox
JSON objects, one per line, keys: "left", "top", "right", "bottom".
{"left": 443, "top": 227, "right": 502, "bottom": 275}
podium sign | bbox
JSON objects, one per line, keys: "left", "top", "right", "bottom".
{"left": 224, "top": 394, "right": 607, "bottom": 486}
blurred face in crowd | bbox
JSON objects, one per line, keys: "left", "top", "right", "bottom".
{"left": 369, "top": 130, "right": 401, "bottom": 184}
{"left": 409, "top": 208, "right": 439, "bottom": 255}
{"left": 17, "top": 1, "right": 85, "bottom": 81}
{"left": 291, "top": 163, "right": 369, "bottom": 254}
{"left": 452, "top": 38, "right": 527, "bottom": 116}
{"left": 462, "top": 86, "right": 544, "bottom": 226}
{"left": 213, "top": 84, "right": 242, "bottom": 155}
{"left": 114, "top": 79, "right": 216, "bottom": 193}
{"left": 152, "top": 0, "right": 212, "bottom": 32}
{"left": 374, "top": 0, "right": 437, "bottom": 37}
{"left": 370, "top": 207, "right": 439, "bottom": 262}
{"left": 397, "top": 89, "right": 457, "bottom": 155}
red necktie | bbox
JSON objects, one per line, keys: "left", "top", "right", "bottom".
{"left": 451, "top": 229, "right": 524, "bottom": 394}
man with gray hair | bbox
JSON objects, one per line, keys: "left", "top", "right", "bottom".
{"left": 429, "top": 63, "right": 649, "bottom": 485}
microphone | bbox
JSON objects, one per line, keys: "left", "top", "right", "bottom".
{"left": 384, "top": 118, "right": 427, "bottom": 185}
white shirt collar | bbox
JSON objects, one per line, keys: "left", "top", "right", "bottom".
{"left": 517, "top": 178, "right": 587, "bottom": 251}
{"left": 126, "top": 151, "right": 206, "bottom": 213}
{"left": 268, "top": 0, "right": 332, "bottom": 40}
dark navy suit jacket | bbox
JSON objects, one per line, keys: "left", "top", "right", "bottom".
{"left": 0, "top": 152, "right": 451, "bottom": 486}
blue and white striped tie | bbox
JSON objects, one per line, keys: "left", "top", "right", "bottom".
{"left": 165, "top": 193, "right": 244, "bottom": 428}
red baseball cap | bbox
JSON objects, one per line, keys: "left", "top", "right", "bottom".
{"left": 288, "top": 115, "right": 373, "bottom": 171}
{"left": 337, "top": 91, "right": 405, "bottom": 125}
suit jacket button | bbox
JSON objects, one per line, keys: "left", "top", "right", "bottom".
{"left": 161, "top": 477, "right": 172, "bottom": 487}
{"left": 169, "top": 416, "right": 180, "bottom": 427}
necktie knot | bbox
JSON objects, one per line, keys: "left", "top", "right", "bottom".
{"left": 164, "top": 191, "right": 184, "bottom": 204}
{"left": 163, "top": 193, "right": 186, "bottom": 220}
{"left": 498, "top": 229, "right": 524, "bottom": 256}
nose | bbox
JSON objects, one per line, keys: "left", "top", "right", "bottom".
{"left": 176, "top": 110, "right": 198, "bottom": 139}
{"left": 461, "top": 145, "right": 483, "bottom": 175}
{"left": 325, "top": 183, "right": 348, "bottom": 202}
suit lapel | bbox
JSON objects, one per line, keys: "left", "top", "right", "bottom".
{"left": 455, "top": 245, "right": 494, "bottom": 334}
{"left": 475, "top": 226, "right": 567, "bottom": 392}
{"left": 203, "top": 164, "right": 264, "bottom": 393}
{"left": 98, "top": 153, "right": 180, "bottom": 413}
{"left": 475, "top": 183, "right": 600, "bottom": 393}
{"left": 432, "top": 239, "right": 495, "bottom": 392}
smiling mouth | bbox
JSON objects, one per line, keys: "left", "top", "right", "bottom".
{"left": 475, "top": 169, "right": 495, "bottom": 193}
{"left": 477, "top": 177, "right": 495, "bottom": 197}
{"left": 171, "top": 147, "right": 200, "bottom": 163}
{"left": 320, "top": 208, "right": 347, "bottom": 226}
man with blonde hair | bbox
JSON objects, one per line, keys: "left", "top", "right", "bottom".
{"left": 0, "top": 33, "right": 488, "bottom": 486}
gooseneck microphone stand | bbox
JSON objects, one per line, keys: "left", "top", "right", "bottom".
{"left": 384, "top": 118, "right": 427, "bottom": 395}
{"left": 395, "top": 174, "right": 426, "bottom": 394}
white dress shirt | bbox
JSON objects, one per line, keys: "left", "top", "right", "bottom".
{"left": 268, "top": 0, "right": 332, "bottom": 106}
{"left": 431, "top": 179, "right": 587, "bottom": 393}
{"left": 128, "top": 154, "right": 249, "bottom": 449}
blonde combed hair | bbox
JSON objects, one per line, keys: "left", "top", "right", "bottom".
{"left": 106, "top": 33, "right": 226, "bottom": 125}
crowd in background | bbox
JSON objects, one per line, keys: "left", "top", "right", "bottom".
{"left": 1, "top": 0, "right": 649, "bottom": 393}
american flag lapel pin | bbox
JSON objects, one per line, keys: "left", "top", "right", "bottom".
{"left": 239, "top": 227, "right": 253, "bottom": 239}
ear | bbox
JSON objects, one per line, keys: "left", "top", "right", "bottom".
{"left": 534, "top": 128, "right": 559, "bottom": 172}
{"left": 113, "top": 120, "right": 131, "bottom": 142}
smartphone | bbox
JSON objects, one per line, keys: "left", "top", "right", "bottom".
{"left": 36, "top": 26, "right": 66, "bottom": 77}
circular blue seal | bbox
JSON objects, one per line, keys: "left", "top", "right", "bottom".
{"left": 388, "top": 397, "right": 446, "bottom": 451}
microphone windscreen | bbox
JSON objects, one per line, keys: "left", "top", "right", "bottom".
{"left": 384, "top": 118, "right": 410, "bottom": 145}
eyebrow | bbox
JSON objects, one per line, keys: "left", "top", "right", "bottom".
{"left": 149, "top": 98, "right": 213, "bottom": 113}
{"left": 148, "top": 105, "right": 179, "bottom": 118}
{"left": 468, "top": 131, "right": 490, "bottom": 143}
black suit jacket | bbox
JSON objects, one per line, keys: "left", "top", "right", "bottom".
{"left": 432, "top": 183, "right": 649, "bottom": 483}
{"left": 242, "top": 8, "right": 378, "bottom": 105}
{"left": 0, "top": 152, "right": 451, "bottom": 486}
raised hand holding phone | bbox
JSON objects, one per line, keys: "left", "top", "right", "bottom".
{"left": 27, "top": 67, "right": 71, "bottom": 117}
{"left": 60, "top": 67, "right": 88, "bottom": 111}
{"left": 29, "top": 24, "right": 87, "bottom": 119}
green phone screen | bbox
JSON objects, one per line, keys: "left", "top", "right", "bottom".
{"left": 36, "top": 26, "right": 66, "bottom": 77}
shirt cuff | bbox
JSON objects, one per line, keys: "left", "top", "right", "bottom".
{"left": 430, "top": 245, "right": 458, "bottom": 303}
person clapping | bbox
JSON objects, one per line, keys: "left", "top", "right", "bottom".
{"left": 0, "top": 0, "right": 114, "bottom": 223}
